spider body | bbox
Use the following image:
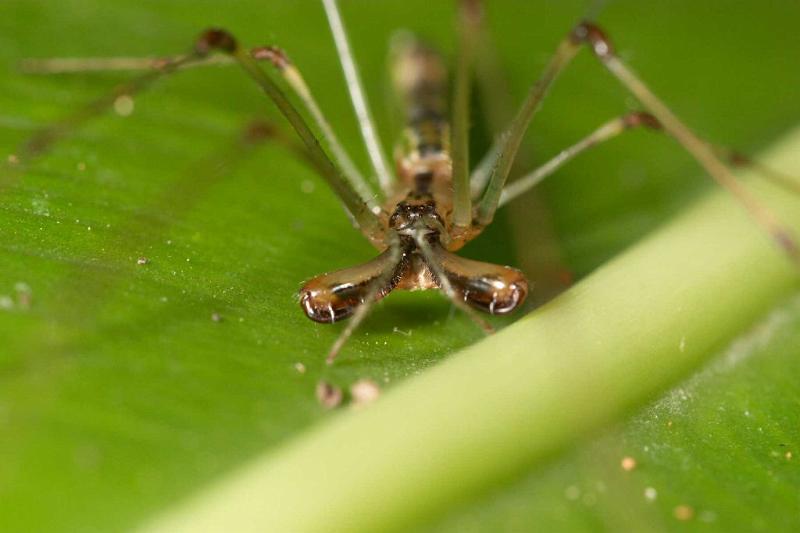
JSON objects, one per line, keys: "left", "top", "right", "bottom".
{"left": 298, "top": 36, "right": 528, "bottom": 328}
{"left": 21, "top": 1, "right": 798, "bottom": 363}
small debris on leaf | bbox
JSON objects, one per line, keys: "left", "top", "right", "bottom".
{"left": 620, "top": 456, "right": 637, "bottom": 471}
{"left": 293, "top": 362, "right": 306, "bottom": 374}
{"left": 14, "top": 282, "right": 32, "bottom": 309}
{"left": 673, "top": 504, "right": 694, "bottom": 521}
{"left": 113, "top": 94, "right": 135, "bottom": 116}
{"left": 137, "top": 257, "right": 149, "bottom": 265}
{"left": 644, "top": 487, "right": 657, "bottom": 502}
{"left": 350, "top": 379, "right": 380, "bottom": 406}
{"left": 564, "top": 485, "right": 580, "bottom": 501}
{"left": 300, "top": 179, "right": 315, "bottom": 194}
{"left": 316, "top": 381, "right": 342, "bottom": 409}
{"left": 211, "top": 312, "right": 222, "bottom": 323}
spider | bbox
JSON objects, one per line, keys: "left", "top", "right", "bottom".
{"left": 18, "top": 0, "right": 798, "bottom": 364}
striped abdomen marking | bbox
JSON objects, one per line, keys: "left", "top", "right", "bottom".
{"left": 391, "top": 33, "right": 452, "bottom": 184}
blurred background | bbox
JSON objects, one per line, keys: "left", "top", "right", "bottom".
{"left": 0, "top": 0, "right": 799, "bottom": 531}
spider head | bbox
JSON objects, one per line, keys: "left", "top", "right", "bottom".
{"left": 388, "top": 199, "right": 445, "bottom": 237}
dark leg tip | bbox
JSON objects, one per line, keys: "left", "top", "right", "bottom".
{"left": 727, "top": 151, "right": 752, "bottom": 167}
{"left": 571, "top": 21, "right": 615, "bottom": 59}
{"left": 196, "top": 28, "right": 238, "bottom": 56}
{"left": 624, "top": 111, "right": 661, "bottom": 130}
{"left": 242, "top": 120, "right": 278, "bottom": 143}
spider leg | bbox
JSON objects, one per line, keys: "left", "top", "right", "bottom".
{"left": 711, "top": 147, "right": 800, "bottom": 197}
{"left": 413, "top": 231, "right": 495, "bottom": 334}
{"left": 197, "top": 30, "right": 386, "bottom": 242}
{"left": 322, "top": 0, "right": 394, "bottom": 194}
{"left": 449, "top": 0, "right": 478, "bottom": 230}
{"left": 26, "top": 30, "right": 385, "bottom": 243}
{"left": 461, "top": 0, "right": 572, "bottom": 303}
{"left": 471, "top": 19, "right": 799, "bottom": 265}
{"left": 298, "top": 241, "right": 404, "bottom": 365}
{"left": 572, "top": 22, "right": 799, "bottom": 263}
{"left": 20, "top": 46, "right": 380, "bottom": 212}
{"left": 499, "top": 112, "right": 660, "bottom": 206}
{"left": 20, "top": 52, "right": 201, "bottom": 158}
{"left": 250, "top": 46, "right": 378, "bottom": 211}
{"left": 499, "top": 112, "right": 800, "bottom": 207}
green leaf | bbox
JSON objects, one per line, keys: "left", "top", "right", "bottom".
{"left": 140, "top": 130, "right": 800, "bottom": 532}
{"left": 0, "top": 1, "right": 798, "bottom": 531}
{"left": 429, "top": 295, "right": 800, "bottom": 532}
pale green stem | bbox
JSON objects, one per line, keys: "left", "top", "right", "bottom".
{"left": 142, "top": 128, "right": 800, "bottom": 533}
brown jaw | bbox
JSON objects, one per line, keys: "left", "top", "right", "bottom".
{"left": 299, "top": 234, "right": 528, "bottom": 323}
{"left": 298, "top": 248, "right": 403, "bottom": 323}
{"left": 299, "top": 19, "right": 531, "bottom": 345}
{"left": 426, "top": 239, "right": 529, "bottom": 315}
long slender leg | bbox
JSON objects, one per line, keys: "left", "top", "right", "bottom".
{"left": 571, "top": 23, "right": 799, "bottom": 262}
{"left": 474, "top": 34, "right": 581, "bottom": 226}
{"left": 20, "top": 52, "right": 204, "bottom": 157}
{"left": 470, "top": 142, "right": 500, "bottom": 199}
{"left": 316, "top": 242, "right": 404, "bottom": 365}
{"left": 475, "top": 21, "right": 799, "bottom": 264}
{"left": 413, "top": 231, "right": 494, "bottom": 334}
{"left": 325, "top": 295, "right": 376, "bottom": 365}
{"left": 250, "top": 46, "right": 378, "bottom": 211}
{"left": 464, "top": 0, "right": 625, "bottom": 197}
{"left": 322, "top": 0, "right": 394, "bottom": 193}
{"left": 467, "top": 0, "right": 535, "bottom": 197}
{"left": 463, "top": 0, "right": 575, "bottom": 305}
{"left": 19, "top": 55, "right": 233, "bottom": 74}
{"left": 23, "top": 30, "right": 383, "bottom": 241}
{"left": 168, "top": 30, "right": 387, "bottom": 244}
{"left": 499, "top": 111, "right": 660, "bottom": 206}
{"left": 498, "top": 112, "right": 800, "bottom": 208}
{"left": 712, "top": 147, "right": 800, "bottom": 197}
{"left": 449, "top": 0, "right": 478, "bottom": 229}
{"left": 21, "top": 48, "right": 380, "bottom": 212}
